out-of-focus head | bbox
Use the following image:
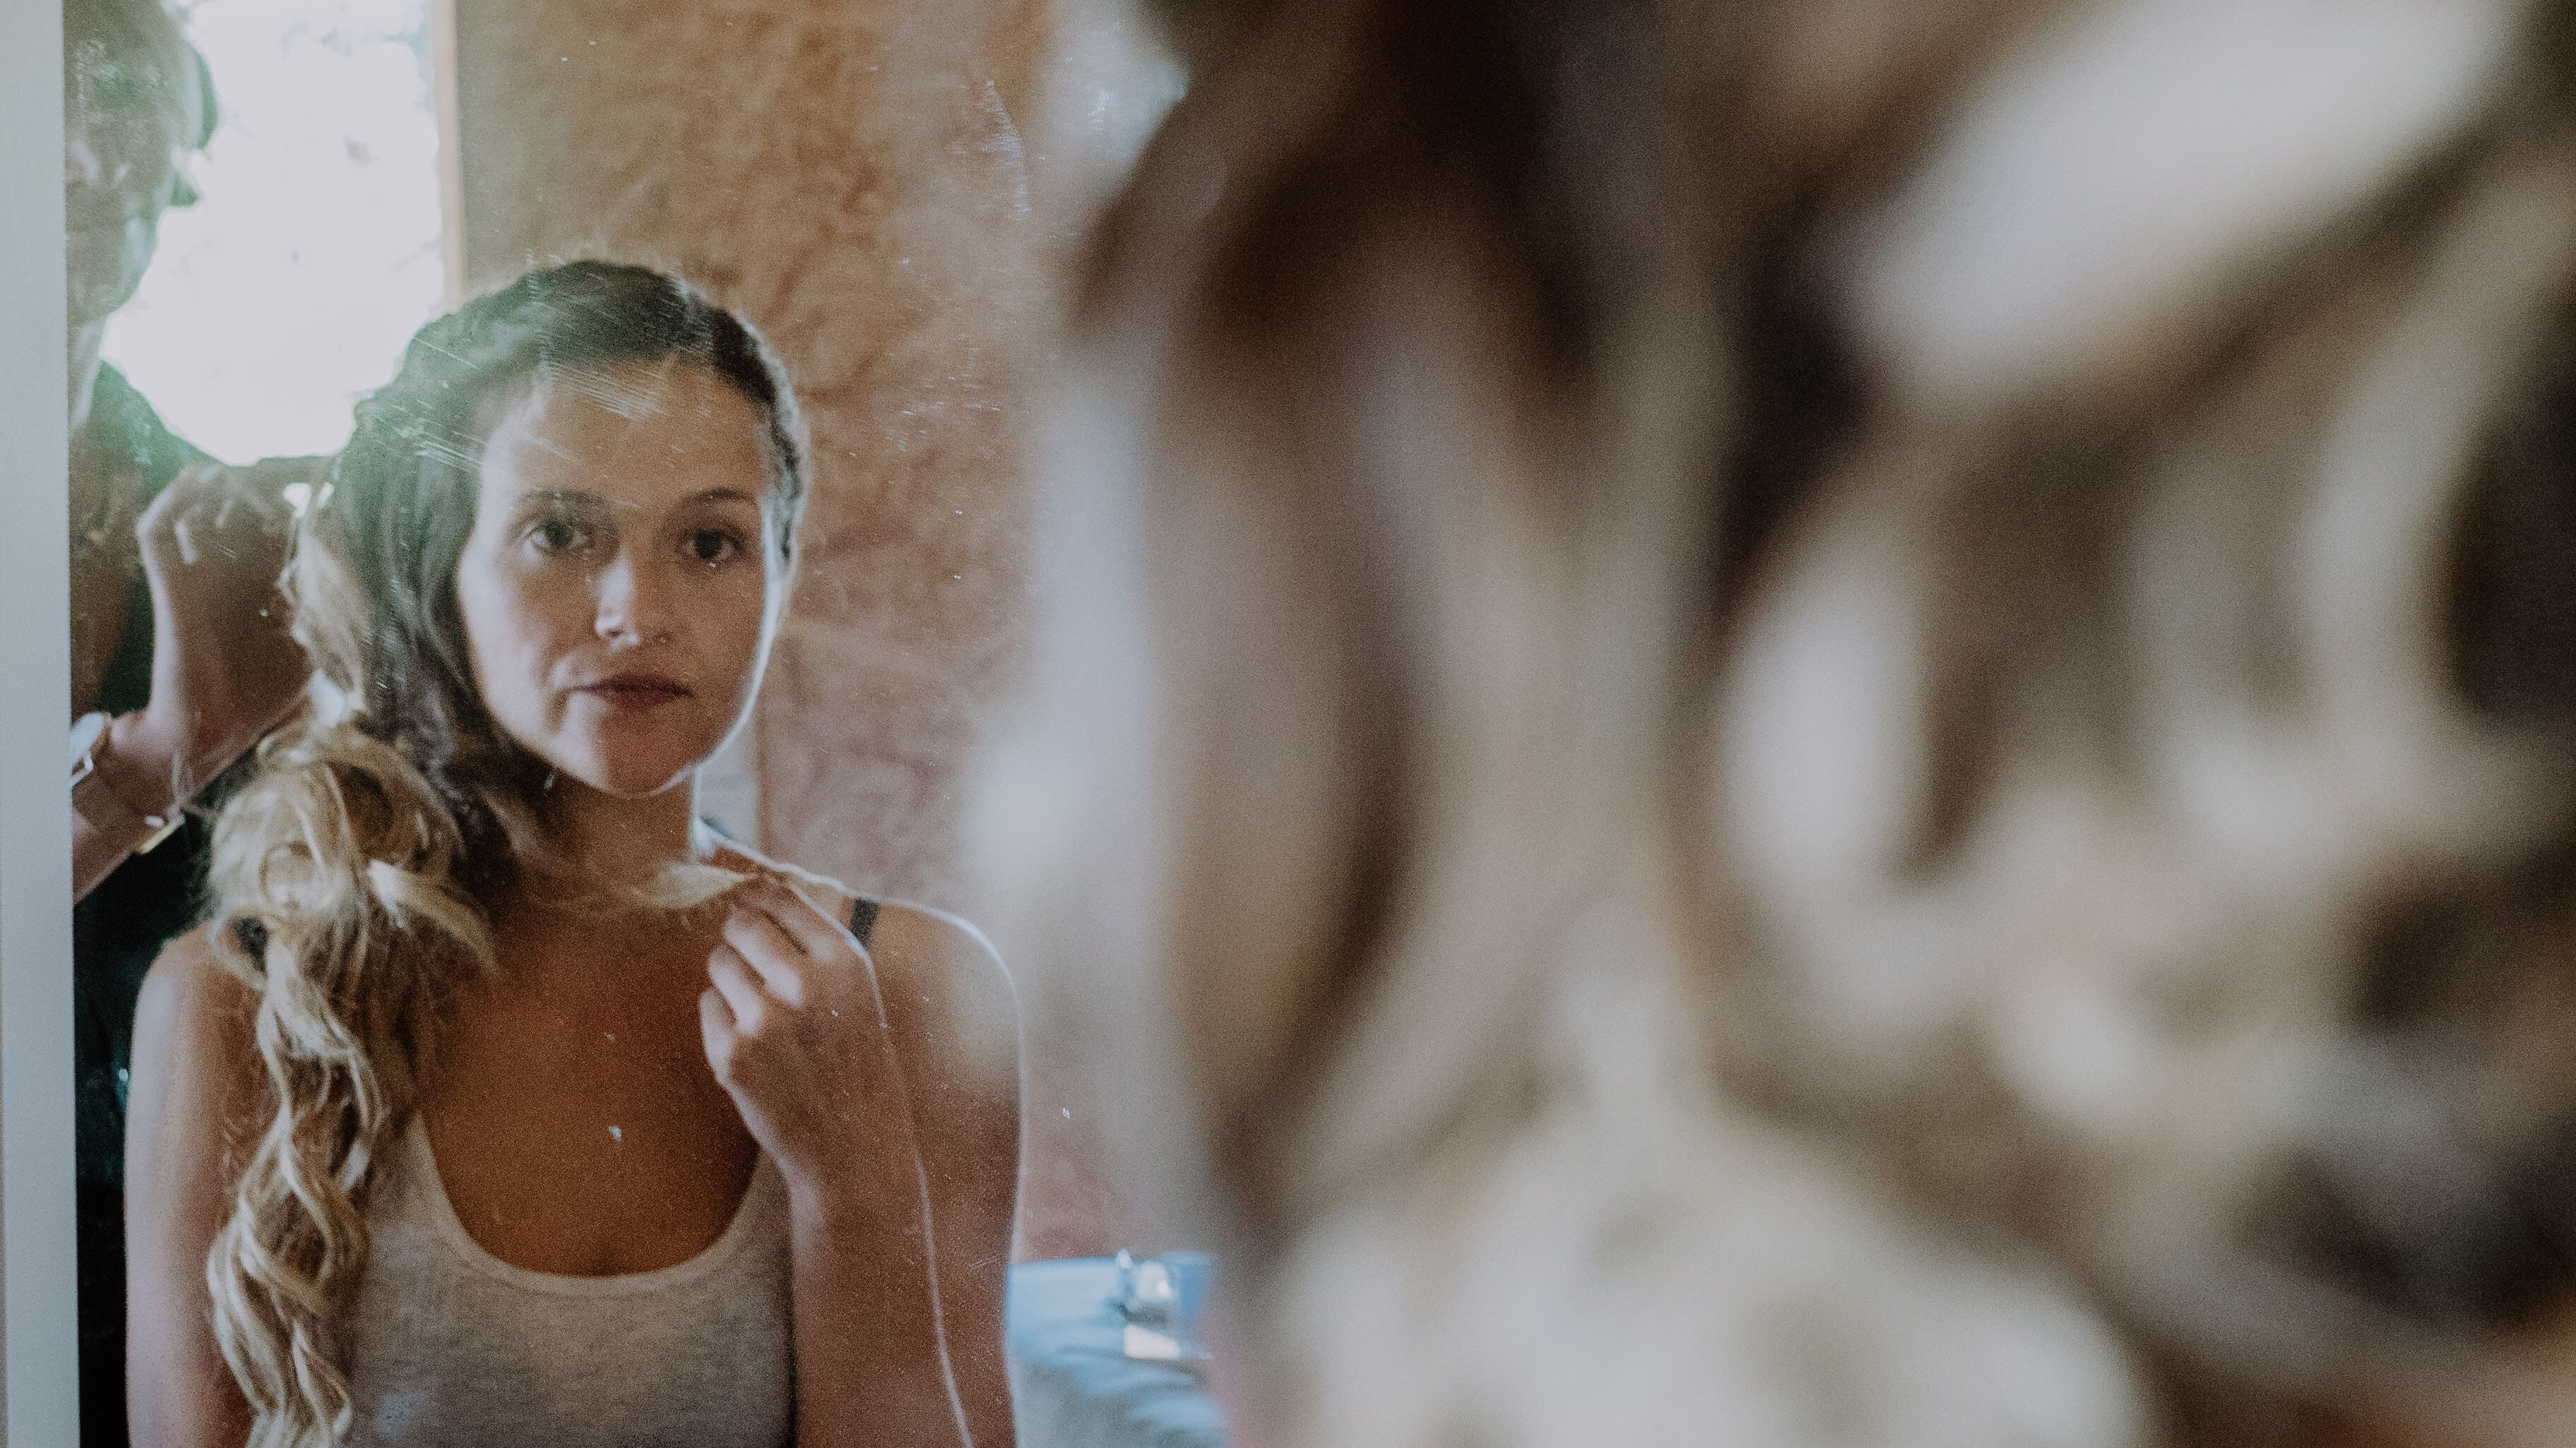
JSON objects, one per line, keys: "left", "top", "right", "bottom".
{"left": 64, "top": 0, "right": 210, "bottom": 352}
{"left": 992, "top": 0, "right": 2576, "bottom": 1444}
{"left": 304, "top": 260, "right": 807, "bottom": 876}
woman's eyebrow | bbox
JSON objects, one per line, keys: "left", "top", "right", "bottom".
{"left": 508, "top": 486, "right": 756, "bottom": 517}
{"left": 516, "top": 487, "right": 612, "bottom": 515}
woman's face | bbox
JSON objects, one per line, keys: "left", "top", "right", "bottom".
{"left": 453, "top": 359, "right": 782, "bottom": 800}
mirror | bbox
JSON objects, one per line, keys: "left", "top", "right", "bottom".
{"left": 67, "top": 1, "right": 1202, "bottom": 1445}
{"left": 83, "top": 3, "right": 2576, "bottom": 1447}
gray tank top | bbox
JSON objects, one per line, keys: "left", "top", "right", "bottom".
{"left": 340, "top": 1114, "right": 794, "bottom": 1447}
{"left": 334, "top": 884, "right": 874, "bottom": 1445}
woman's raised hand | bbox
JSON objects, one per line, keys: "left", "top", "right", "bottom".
{"left": 701, "top": 878, "right": 926, "bottom": 1209}
{"left": 124, "top": 458, "right": 316, "bottom": 810}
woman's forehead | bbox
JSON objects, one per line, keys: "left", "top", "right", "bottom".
{"left": 479, "top": 360, "right": 773, "bottom": 507}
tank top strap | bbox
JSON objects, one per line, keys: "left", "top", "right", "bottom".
{"left": 700, "top": 836, "right": 876, "bottom": 945}
{"left": 774, "top": 875, "right": 877, "bottom": 947}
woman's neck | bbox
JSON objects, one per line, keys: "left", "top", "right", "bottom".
{"left": 471, "top": 774, "right": 720, "bottom": 996}
{"left": 538, "top": 771, "right": 705, "bottom": 894}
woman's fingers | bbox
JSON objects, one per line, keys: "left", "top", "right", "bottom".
{"left": 199, "top": 474, "right": 288, "bottom": 559}
{"left": 723, "top": 893, "right": 810, "bottom": 958}
{"left": 707, "top": 943, "right": 773, "bottom": 1036}
{"left": 146, "top": 465, "right": 221, "bottom": 537}
{"left": 698, "top": 986, "right": 735, "bottom": 1065}
{"left": 167, "top": 505, "right": 201, "bottom": 567}
{"left": 152, "top": 462, "right": 220, "bottom": 512}
{"left": 721, "top": 906, "right": 811, "bottom": 1007}
{"left": 141, "top": 464, "right": 295, "bottom": 573}
{"left": 741, "top": 878, "right": 857, "bottom": 961}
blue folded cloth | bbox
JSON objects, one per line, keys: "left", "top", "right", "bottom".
{"left": 1008, "top": 1258, "right": 1230, "bottom": 1448}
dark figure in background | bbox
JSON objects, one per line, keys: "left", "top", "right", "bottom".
{"left": 66, "top": 1, "right": 311, "bottom": 1442}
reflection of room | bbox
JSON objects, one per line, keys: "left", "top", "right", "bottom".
{"left": 440, "top": 0, "right": 1191, "bottom": 1350}
{"left": 103, "top": 0, "right": 1202, "bottom": 1442}
{"left": 81, "top": 1, "right": 2576, "bottom": 1444}
{"left": 439, "top": 0, "right": 1183, "bottom": 1273}
{"left": 102, "top": 0, "right": 448, "bottom": 462}
{"left": 126, "top": 0, "right": 1191, "bottom": 1264}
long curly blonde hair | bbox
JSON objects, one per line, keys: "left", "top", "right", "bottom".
{"left": 202, "top": 260, "right": 809, "bottom": 1448}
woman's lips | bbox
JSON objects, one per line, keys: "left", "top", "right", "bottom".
{"left": 576, "top": 674, "right": 693, "bottom": 709}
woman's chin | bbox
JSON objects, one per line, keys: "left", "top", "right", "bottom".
{"left": 550, "top": 746, "right": 705, "bottom": 802}
{"left": 601, "top": 760, "right": 700, "bottom": 799}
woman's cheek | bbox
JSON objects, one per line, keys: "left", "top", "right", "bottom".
{"left": 706, "top": 568, "right": 773, "bottom": 669}
{"left": 482, "top": 566, "right": 583, "bottom": 736}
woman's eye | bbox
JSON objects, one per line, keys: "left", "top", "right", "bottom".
{"left": 527, "top": 517, "right": 588, "bottom": 554}
{"left": 688, "top": 529, "right": 744, "bottom": 566}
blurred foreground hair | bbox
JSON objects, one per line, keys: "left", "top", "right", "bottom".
{"left": 982, "top": 1, "right": 2576, "bottom": 1444}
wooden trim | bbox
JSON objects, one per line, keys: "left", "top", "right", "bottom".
{"left": 0, "top": 0, "right": 78, "bottom": 1430}
{"left": 427, "top": 0, "right": 466, "bottom": 306}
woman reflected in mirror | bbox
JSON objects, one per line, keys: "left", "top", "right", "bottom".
{"left": 121, "top": 261, "right": 1021, "bottom": 1448}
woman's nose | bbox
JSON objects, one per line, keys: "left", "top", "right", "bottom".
{"left": 592, "top": 550, "right": 674, "bottom": 646}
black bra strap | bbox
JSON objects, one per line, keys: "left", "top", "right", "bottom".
{"left": 848, "top": 896, "right": 880, "bottom": 950}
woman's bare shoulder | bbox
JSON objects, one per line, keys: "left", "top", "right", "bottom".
{"left": 868, "top": 902, "right": 1020, "bottom": 1078}
{"left": 873, "top": 900, "right": 1010, "bottom": 980}
{"left": 136, "top": 921, "right": 261, "bottom": 1052}
{"left": 129, "top": 921, "right": 268, "bottom": 1193}
{"left": 708, "top": 838, "right": 1020, "bottom": 1083}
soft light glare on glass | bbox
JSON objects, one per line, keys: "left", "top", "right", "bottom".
{"left": 100, "top": 0, "right": 446, "bottom": 464}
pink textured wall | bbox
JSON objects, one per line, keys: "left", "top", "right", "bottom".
{"left": 450, "top": 0, "right": 1174, "bottom": 1259}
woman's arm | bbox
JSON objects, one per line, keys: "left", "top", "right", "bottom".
{"left": 866, "top": 904, "right": 1022, "bottom": 1448}
{"left": 76, "top": 460, "right": 310, "bottom": 902}
{"left": 124, "top": 926, "right": 261, "bottom": 1448}
{"left": 701, "top": 880, "right": 1022, "bottom": 1448}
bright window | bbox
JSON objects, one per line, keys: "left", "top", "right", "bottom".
{"left": 100, "top": 0, "right": 448, "bottom": 465}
